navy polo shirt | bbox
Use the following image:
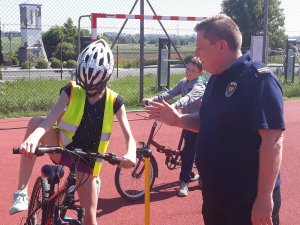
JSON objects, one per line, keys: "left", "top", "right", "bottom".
{"left": 195, "top": 51, "right": 285, "bottom": 202}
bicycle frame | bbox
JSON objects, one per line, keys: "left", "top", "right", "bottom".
{"left": 12, "top": 147, "right": 122, "bottom": 224}
{"left": 26, "top": 154, "right": 85, "bottom": 225}
{"left": 142, "top": 120, "right": 184, "bottom": 170}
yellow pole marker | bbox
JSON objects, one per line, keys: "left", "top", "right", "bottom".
{"left": 145, "top": 156, "right": 150, "bottom": 225}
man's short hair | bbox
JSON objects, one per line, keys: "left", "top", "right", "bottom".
{"left": 194, "top": 14, "right": 242, "bottom": 51}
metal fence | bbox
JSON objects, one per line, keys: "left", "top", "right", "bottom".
{"left": 0, "top": 0, "right": 300, "bottom": 117}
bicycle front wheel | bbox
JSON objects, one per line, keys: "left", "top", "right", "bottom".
{"left": 114, "top": 152, "right": 156, "bottom": 201}
{"left": 26, "top": 177, "right": 50, "bottom": 225}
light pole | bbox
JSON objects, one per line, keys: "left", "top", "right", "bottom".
{"left": 262, "top": 0, "right": 270, "bottom": 64}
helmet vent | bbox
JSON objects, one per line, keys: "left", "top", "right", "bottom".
{"left": 85, "top": 55, "right": 90, "bottom": 63}
{"left": 107, "top": 52, "right": 111, "bottom": 63}
{"left": 99, "top": 58, "right": 104, "bottom": 66}
{"left": 88, "top": 68, "right": 93, "bottom": 79}
{"left": 93, "top": 52, "right": 98, "bottom": 59}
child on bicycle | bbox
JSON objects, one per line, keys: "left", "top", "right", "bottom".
{"left": 144, "top": 56, "right": 206, "bottom": 196}
{"left": 9, "top": 39, "right": 136, "bottom": 225}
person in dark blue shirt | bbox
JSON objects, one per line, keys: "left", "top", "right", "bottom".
{"left": 145, "top": 14, "right": 284, "bottom": 225}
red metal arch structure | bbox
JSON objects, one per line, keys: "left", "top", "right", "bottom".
{"left": 89, "top": 11, "right": 206, "bottom": 102}
{"left": 90, "top": 13, "right": 206, "bottom": 42}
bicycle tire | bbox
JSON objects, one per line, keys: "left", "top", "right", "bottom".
{"left": 26, "top": 176, "right": 50, "bottom": 225}
{"left": 114, "top": 153, "right": 156, "bottom": 201}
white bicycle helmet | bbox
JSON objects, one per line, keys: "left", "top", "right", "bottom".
{"left": 76, "top": 39, "right": 114, "bottom": 96}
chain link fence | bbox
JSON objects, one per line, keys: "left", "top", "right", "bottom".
{"left": 0, "top": 0, "right": 299, "bottom": 118}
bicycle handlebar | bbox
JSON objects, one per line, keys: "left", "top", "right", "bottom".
{"left": 12, "top": 146, "right": 123, "bottom": 165}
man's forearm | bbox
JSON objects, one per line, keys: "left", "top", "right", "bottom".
{"left": 178, "top": 113, "right": 200, "bottom": 133}
{"left": 257, "top": 130, "right": 283, "bottom": 199}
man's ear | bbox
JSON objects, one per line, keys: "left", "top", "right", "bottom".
{"left": 219, "top": 40, "right": 228, "bottom": 50}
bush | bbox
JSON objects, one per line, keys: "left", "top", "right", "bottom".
{"left": 11, "top": 56, "right": 19, "bottom": 66}
{"left": 35, "top": 59, "right": 49, "bottom": 69}
{"left": 65, "top": 60, "right": 77, "bottom": 68}
{"left": 51, "top": 58, "right": 62, "bottom": 68}
{"left": 49, "top": 57, "right": 57, "bottom": 63}
{"left": 20, "top": 61, "right": 33, "bottom": 69}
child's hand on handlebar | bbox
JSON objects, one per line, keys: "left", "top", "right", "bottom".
{"left": 120, "top": 152, "right": 136, "bottom": 168}
{"left": 20, "top": 134, "right": 41, "bottom": 159}
{"left": 142, "top": 98, "right": 153, "bottom": 106}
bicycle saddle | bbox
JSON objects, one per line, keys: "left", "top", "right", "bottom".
{"left": 41, "top": 165, "right": 65, "bottom": 184}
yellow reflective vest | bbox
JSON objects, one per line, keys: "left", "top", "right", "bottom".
{"left": 57, "top": 81, "right": 117, "bottom": 177}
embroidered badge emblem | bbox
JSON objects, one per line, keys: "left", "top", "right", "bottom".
{"left": 225, "top": 82, "right": 237, "bottom": 97}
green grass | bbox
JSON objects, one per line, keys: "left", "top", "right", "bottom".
{"left": 0, "top": 73, "right": 299, "bottom": 118}
{"left": 1, "top": 37, "right": 21, "bottom": 56}
{"left": 0, "top": 74, "right": 183, "bottom": 118}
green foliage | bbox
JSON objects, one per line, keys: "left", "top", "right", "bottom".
{"left": 42, "top": 18, "right": 89, "bottom": 60}
{"left": 11, "top": 56, "right": 19, "bottom": 66}
{"left": 42, "top": 25, "right": 65, "bottom": 58}
{"left": 221, "top": 0, "right": 286, "bottom": 49}
{"left": 55, "top": 42, "right": 77, "bottom": 61}
{"left": 20, "top": 61, "right": 33, "bottom": 69}
{"left": 65, "top": 60, "right": 77, "bottom": 68}
{"left": 63, "top": 18, "right": 77, "bottom": 45}
{"left": 50, "top": 58, "right": 62, "bottom": 68}
{"left": 35, "top": 59, "right": 49, "bottom": 69}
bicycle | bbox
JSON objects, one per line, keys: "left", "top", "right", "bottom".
{"left": 13, "top": 146, "right": 123, "bottom": 225}
{"left": 114, "top": 119, "right": 186, "bottom": 201}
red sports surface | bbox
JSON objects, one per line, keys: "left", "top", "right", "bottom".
{"left": 0, "top": 100, "right": 299, "bottom": 225}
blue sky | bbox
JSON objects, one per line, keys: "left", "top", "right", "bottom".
{"left": 0, "top": 0, "right": 299, "bottom": 36}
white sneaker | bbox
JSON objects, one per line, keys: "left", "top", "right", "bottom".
{"left": 190, "top": 172, "right": 200, "bottom": 182}
{"left": 177, "top": 181, "right": 189, "bottom": 197}
{"left": 9, "top": 190, "right": 29, "bottom": 215}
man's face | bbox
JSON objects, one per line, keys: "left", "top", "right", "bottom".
{"left": 195, "top": 31, "right": 220, "bottom": 74}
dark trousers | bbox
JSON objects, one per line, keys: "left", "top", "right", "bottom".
{"left": 202, "top": 186, "right": 281, "bottom": 225}
{"left": 179, "top": 129, "right": 199, "bottom": 182}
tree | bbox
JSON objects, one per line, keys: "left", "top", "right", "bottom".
{"left": 221, "top": 0, "right": 286, "bottom": 49}
{"left": 42, "top": 18, "right": 90, "bottom": 60}
{"left": 63, "top": 18, "right": 77, "bottom": 45}
{"left": 54, "top": 42, "right": 77, "bottom": 61}
{"left": 42, "top": 26, "right": 65, "bottom": 58}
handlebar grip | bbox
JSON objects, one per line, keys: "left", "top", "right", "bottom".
{"left": 12, "top": 147, "right": 45, "bottom": 156}
{"left": 13, "top": 148, "right": 21, "bottom": 154}
{"left": 108, "top": 157, "right": 122, "bottom": 165}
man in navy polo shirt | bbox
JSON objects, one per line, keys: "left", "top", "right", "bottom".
{"left": 146, "top": 14, "right": 284, "bottom": 225}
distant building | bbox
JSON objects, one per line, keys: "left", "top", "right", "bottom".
{"left": 19, "top": 3, "right": 48, "bottom": 63}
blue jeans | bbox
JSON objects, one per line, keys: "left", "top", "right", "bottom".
{"left": 179, "top": 129, "right": 199, "bottom": 182}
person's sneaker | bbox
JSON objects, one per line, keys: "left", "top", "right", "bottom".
{"left": 190, "top": 172, "right": 200, "bottom": 182}
{"left": 177, "top": 181, "right": 189, "bottom": 197}
{"left": 9, "top": 190, "right": 29, "bottom": 215}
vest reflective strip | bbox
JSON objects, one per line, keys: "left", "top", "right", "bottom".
{"left": 92, "top": 89, "right": 116, "bottom": 177}
{"left": 100, "top": 132, "right": 111, "bottom": 141}
{"left": 96, "top": 158, "right": 103, "bottom": 163}
{"left": 60, "top": 132, "right": 72, "bottom": 146}
{"left": 58, "top": 81, "right": 86, "bottom": 145}
{"left": 57, "top": 120, "right": 78, "bottom": 134}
